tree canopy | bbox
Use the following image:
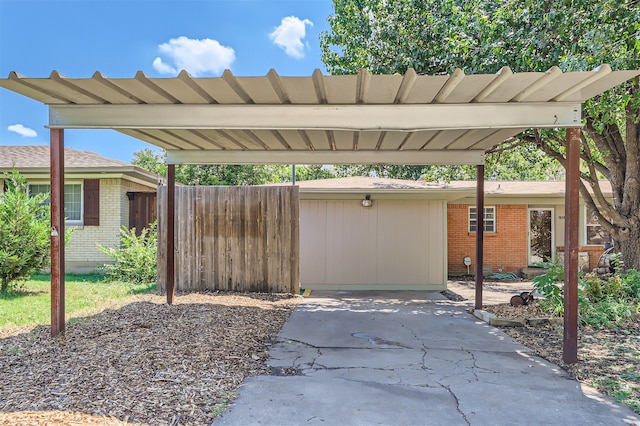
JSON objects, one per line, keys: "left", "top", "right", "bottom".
{"left": 131, "top": 149, "right": 334, "bottom": 186}
{"left": 321, "top": 0, "right": 640, "bottom": 268}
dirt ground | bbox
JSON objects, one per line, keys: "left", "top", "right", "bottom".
{"left": 448, "top": 279, "right": 640, "bottom": 414}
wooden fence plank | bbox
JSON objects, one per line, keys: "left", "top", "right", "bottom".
{"left": 157, "top": 185, "right": 299, "bottom": 293}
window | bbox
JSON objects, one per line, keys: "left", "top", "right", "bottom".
{"left": 585, "top": 208, "right": 611, "bottom": 245}
{"left": 29, "top": 183, "right": 83, "bottom": 225}
{"left": 469, "top": 206, "right": 496, "bottom": 233}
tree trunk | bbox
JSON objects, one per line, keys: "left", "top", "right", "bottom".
{"left": 616, "top": 225, "right": 640, "bottom": 272}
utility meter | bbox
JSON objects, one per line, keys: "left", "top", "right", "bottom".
{"left": 463, "top": 257, "right": 472, "bottom": 274}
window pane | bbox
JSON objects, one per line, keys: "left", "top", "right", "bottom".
{"left": 29, "top": 184, "right": 50, "bottom": 197}
{"left": 469, "top": 207, "right": 495, "bottom": 233}
{"left": 64, "top": 184, "right": 81, "bottom": 221}
{"left": 469, "top": 207, "right": 477, "bottom": 232}
{"left": 28, "top": 183, "right": 83, "bottom": 222}
{"left": 586, "top": 210, "right": 611, "bottom": 245}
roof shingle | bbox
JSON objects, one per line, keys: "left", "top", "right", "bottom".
{"left": 0, "top": 145, "right": 132, "bottom": 169}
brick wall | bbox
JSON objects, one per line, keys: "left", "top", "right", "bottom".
{"left": 448, "top": 204, "right": 528, "bottom": 275}
{"left": 557, "top": 245, "right": 607, "bottom": 272}
{"left": 66, "top": 179, "right": 122, "bottom": 269}
{"left": 66, "top": 178, "right": 156, "bottom": 272}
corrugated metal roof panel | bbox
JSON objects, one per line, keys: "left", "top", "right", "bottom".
{"left": 1, "top": 66, "right": 638, "bottom": 165}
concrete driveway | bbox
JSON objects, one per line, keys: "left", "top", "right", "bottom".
{"left": 215, "top": 290, "right": 640, "bottom": 426}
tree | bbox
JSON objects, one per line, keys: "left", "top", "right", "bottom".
{"left": 321, "top": 0, "right": 640, "bottom": 269}
{"left": 0, "top": 170, "right": 50, "bottom": 292}
{"left": 132, "top": 148, "right": 334, "bottom": 185}
{"left": 294, "top": 165, "right": 336, "bottom": 181}
{"left": 334, "top": 144, "right": 564, "bottom": 181}
{"left": 132, "top": 148, "right": 166, "bottom": 177}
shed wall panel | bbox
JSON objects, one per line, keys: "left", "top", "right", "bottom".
{"left": 300, "top": 199, "right": 445, "bottom": 290}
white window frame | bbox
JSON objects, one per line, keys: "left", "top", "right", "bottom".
{"left": 584, "top": 206, "right": 611, "bottom": 246}
{"left": 469, "top": 206, "right": 496, "bottom": 233}
{"left": 28, "top": 181, "right": 84, "bottom": 226}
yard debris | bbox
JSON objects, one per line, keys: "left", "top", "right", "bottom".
{"left": 509, "top": 291, "right": 535, "bottom": 307}
{"left": 0, "top": 292, "right": 301, "bottom": 425}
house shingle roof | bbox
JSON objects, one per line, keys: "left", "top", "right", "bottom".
{"left": 0, "top": 145, "right": 131, "bottom": 169}
{"left": 294, "top": 176, "right": 448, "bottom": 190}
{"left": 295, "top": 176, "right": 613, "bottom": 196}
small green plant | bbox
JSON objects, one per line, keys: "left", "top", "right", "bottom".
{"left": 621, "top": 269, "right": 640, "bottom": 300}
{"left": 582, "top": 273, "right": 604, "bottom": 301}
{"left": 98, "top": 222, "right": 157, "bottom": 284}
{"left": 532, "top": 259, "right": 566, "bottom": 315}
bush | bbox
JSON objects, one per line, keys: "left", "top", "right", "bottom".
{"left": 533, "top": 260, "right": 639, "bottom": 329}
{"left": 532, "top": 259, "right": 567, "bottom": 313}
{"left": 0, "top": 170, "right": 50, "bottom": 293}
{"left": 98, "top": 222, "right": 157, "bottom": 284}
{"left": 582, "top": 273, "right": 604, "bottom": 301}
{"left": 621, "top": 269, "right": 640, "bottom": 300}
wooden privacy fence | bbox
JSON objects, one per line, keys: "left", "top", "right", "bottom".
{"left": 157, "top": 186, "right": 299, "bottom": 293}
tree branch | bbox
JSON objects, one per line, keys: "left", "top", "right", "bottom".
{"left": 533, "top": 129, "right": 627, "bottom": 229}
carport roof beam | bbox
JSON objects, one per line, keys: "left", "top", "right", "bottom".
{"left": 166, "top": 149, "right": 485, "bottom": 165}
{"left": 47, "top": 103, "right": 582, "bottom": 131}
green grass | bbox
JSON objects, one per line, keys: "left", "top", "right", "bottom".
{"left": 0, "top": 273, "right": 156, "bottom": 329}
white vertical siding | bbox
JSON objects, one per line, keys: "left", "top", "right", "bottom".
{"left": 300, "top": 199, "right": 446, "bottom": 290}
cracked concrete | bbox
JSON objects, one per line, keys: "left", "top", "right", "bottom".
{"left": 214, "top": 290, "right": 640, "bottom": 426}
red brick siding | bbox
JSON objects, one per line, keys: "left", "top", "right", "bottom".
{"left": 448, "top": 204, "right": 528, "bottom": 275}
{"left": 557, "top": 246, "right": 607, "bottom": 272}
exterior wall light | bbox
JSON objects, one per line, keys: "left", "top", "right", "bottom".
{"left": 362, "top": 194, "right": 373, "bottom": 207}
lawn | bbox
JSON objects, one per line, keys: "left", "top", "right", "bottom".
{"left": 0, "top": 273, "right": 156, "bottom": 330}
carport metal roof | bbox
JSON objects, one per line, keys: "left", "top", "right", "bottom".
{"left": 2, "top": 65, "right": 639, "bottom": 166}
{"left": 2, "top": 65, "right": 640, "bottom": 365}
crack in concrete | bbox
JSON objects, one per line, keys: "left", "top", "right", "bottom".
{"left": 438, "top": 382, "right": 471, "bottom": 425}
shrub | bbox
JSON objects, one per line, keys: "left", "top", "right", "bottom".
{"left": 532, "top": 259, "right": 566, "bottom": 314}
{"left": 534, "top": 259, "right": 639, "bottom": 329}
{"left": 621, "top": 269, "right": 640, "bottom": 300}
{"left": 582, "top": 298, "right": 634, "bottom": 329}
{"left": 98, "top": 222, "right": 157, "bottom": 284}
{"left": 0, "top": 170, "right": 50, "bottom": 293}
{"left": 582, "top": 273, "right": 604, "bottom": 302}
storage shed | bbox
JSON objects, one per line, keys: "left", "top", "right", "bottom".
{"left": 297, "top": 177, "right": 468, "bottom": 290}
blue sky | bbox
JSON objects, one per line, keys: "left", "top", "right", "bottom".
{"left": 0, "top": 0, "right": 334, "bottom": 162}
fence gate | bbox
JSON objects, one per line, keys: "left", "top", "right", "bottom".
{"left": 157, "top": 185, "right": 299, "bottom": 293}
{"left": 127, "top": 192, "right": 157, "bottom": 235}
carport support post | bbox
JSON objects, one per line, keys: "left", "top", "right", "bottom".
{"left": 166, "top": 163, "right": 175, "bottom": 305}
{"left": 50, "top": 129, "right": 65, "bottom": 337}
{"left": 563, "top": 127, "right": 580, "bottom": 364}
{"left": 475, "top": 164, "right": 484, "bottom": 309}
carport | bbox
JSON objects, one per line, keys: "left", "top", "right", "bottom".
{"left": 2, "top": 65, "right": 639, "bottom": 363}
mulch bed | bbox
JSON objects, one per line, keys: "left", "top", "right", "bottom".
{"left": 0, "top": 293, "right": 301, "bottom": 425}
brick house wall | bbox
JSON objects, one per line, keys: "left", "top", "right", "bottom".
{"left": 557, "top": 245, "right": 607, "bottom": 272}
{"left": 66, "top": 178, "right": 156, "bottom": 273}
{"left": 448, "top": 204, "right": 528, "bottom": 275}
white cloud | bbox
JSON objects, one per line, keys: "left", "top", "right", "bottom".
{"left": 152, "top": 36, "right": 235, "bottom": 76}
{"left": 8, "top": 124, "right": 37, "bottom": 137}
{"left": 270, "top": 16, "right": 313, "bottom": 59}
